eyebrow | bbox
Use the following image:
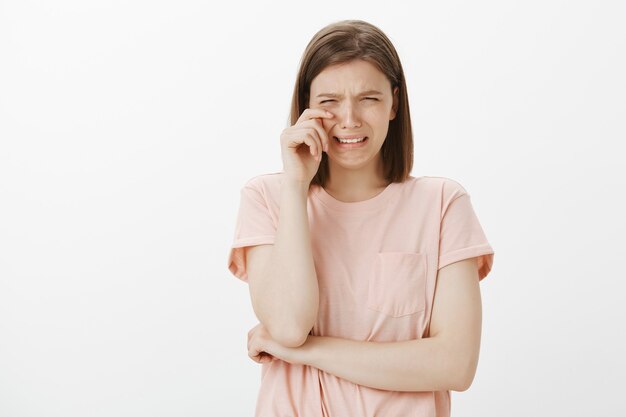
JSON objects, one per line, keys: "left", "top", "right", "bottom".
{"left": 316, "top": 90, "right": 384, "bottom": 98}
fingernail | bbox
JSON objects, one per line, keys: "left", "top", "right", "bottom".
{"left": 326, "top": 111, "right": 333, "bottom": 116}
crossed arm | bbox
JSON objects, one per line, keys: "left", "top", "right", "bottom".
{"left": 262, "top": 257, "right": 483, "bottom": 392}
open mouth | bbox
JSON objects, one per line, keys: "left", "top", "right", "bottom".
{"left": 334, "top": 136, "right": 368, "bottom": 144}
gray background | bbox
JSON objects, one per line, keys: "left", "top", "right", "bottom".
{"left": 1, "top": 0, "right": 624, "bottom": 415}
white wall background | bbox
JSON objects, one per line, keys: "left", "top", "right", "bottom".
{"left": 1, "top": 0, "right": 624, "bottom": 416}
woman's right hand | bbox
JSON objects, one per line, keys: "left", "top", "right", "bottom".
{"left": 280, "top": 108, "right": 334, "bottom": 184}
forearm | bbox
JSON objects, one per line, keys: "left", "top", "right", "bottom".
{"left": 298, "top": 335, "right": 465, "bottom": 392}
{"left": 250, "top": 177, "right": 319, "bottom": 347}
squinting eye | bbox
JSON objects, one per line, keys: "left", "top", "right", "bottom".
{"left": 320, "top": 98, "right": 378, "bottom": 103}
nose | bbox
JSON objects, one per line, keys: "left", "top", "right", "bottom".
{"left": 338, "top": 100, "right": 361, "bottom": 129}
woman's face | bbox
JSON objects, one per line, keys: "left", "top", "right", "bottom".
{"left": 308, "top": 59, "right": 399, "bottom": 171}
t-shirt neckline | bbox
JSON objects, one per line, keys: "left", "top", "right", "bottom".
{"left": 310, "top": 180, "right": 400, "bottom": 212}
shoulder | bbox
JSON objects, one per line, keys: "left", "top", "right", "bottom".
{"left": 242, "top": 171, "right": 283, "bottom": 192}
{"left": 405, "top": 175, "right": 468, "bottom": 200}
{"left": 240, "top": 171, "right": 284, "bottom": 206}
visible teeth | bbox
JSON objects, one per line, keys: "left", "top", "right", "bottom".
{"left": 336, "top": 137, "right": 366, "bottom": 143}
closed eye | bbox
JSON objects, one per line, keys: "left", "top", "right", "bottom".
{"left": 319, "top": 97, "right": 379, "bottom": 104}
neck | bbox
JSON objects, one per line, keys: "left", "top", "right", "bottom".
{"left": 324, "top": 155, "right": 389, "bottom": 202}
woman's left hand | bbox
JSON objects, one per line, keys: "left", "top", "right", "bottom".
{"left": 247, "top": 323, "right": 308, "bottom": 365}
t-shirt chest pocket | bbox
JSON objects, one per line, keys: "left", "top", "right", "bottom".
{"left": 366, "top": 252, "right": 428, "bottom": 317}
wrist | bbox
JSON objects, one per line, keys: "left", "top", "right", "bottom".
{"left": 282, "top": 174, "right": 311, "bottom": 191}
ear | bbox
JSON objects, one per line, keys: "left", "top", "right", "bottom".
{"left": 390, "top": 86, "right": 399, "bottom": 120}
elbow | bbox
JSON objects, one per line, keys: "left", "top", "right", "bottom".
{"left": 451, "top": 356, "right": 478, "bottom": 392}
{"left": 453, "top": 374, "right": 473, "bottom": 392}
{"left": 271, "top": 326, "right": 311, "bottom": 348}
{"left": 266, "top": 309, "right": 318, "bottom": 348}
{"left": 266, "top": 317, "right": 314, "bottom": 348}
{"left": 250, "top": 307, "right": 314, "bottom": 348}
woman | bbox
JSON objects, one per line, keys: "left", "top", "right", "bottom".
{"left": 227, "top": 19, "right": 495, "bottom": 417}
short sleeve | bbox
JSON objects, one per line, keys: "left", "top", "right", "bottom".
{"left": 226, "top": 181, "right": 277, "bottom": 283}
{"left": 438, "top": 191, "right": 495, "bottom": 281}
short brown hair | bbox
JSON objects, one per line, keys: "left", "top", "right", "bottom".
{"left": 289, "top": 19, "right": 413, "bottom": 188}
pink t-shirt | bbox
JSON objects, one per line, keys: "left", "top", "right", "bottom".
{"left": 227, "top": 172, "right": 495, "bottom": 417}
